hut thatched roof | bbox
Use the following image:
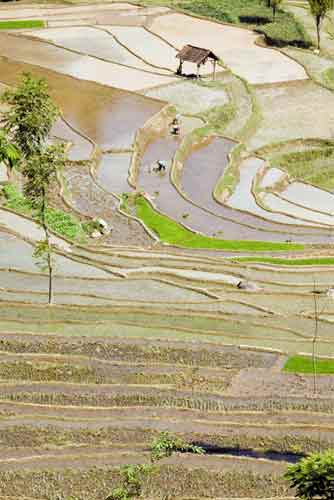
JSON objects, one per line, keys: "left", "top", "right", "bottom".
{"left": 176, "top": 44, "right": 219, "bottom": 65}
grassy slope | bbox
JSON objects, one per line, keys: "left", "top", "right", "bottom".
{"left": 135, "top": 196, "right": 304, "bottom": 251}
{"left": 142, "top": 0, "right": 310, "bottom": 47}
{"left": 270, "top": 148, "right": 334, "bottom": 191}
{"left": 284, "top": 355, "right": 334, "bottom": 374}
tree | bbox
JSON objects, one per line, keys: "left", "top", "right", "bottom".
{"left": 0, "top": 130, "right": 20, "bottom": 170}
{"left": 23, "top": 144, "right": 66, "bottom": 305}
{"left": 308, "top": 0, "right": 334, "bottom": 49}
{"left": 1, "top": 73, "right": 63, "bottom": 305}
{"left": 1, "top": 72, "right": 59, "bottom": 158}
{"left": 285, "top": 450, "right": 334, "bottom": 500}
{"left": 271, "top": 0, "right": 283, "bottom": 20}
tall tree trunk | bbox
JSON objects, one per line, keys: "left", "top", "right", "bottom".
{"left": 41, "top": 188, "right": 53, "bottom": 306}
{"left": 316, "top": 15, "right": 321, "bottom": 49}
{"left": 273, "top": 5, "right": 276, "bottom": 20}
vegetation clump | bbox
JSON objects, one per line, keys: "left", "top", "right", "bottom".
{"left": 179, "top": 0, "right": 311, "bottom": 47}
{"left": 135, "top": 195, "right": 304, "bottom": 251}
{"left": 151, "top": 431, "right": 205, "bottom": 461}
{"left": 2, "top": 183, "right": 86, "bottom": 241}
{"left": 284, "top": 355, "right": 334, "bottom": 374}
{"left": 285, "top": 450, "right": 334, "bottom": 499}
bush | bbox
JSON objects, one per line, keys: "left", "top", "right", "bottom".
{"left": 258, "top": 14, "right": 311, "bottom": 48}
{"left": 151, "top": 432, "right": 205, "bottom": 461}
{"left": 285, "top": 450, "right": 334, "bottom": 500}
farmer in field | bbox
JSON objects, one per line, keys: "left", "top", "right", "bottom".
{"left": 170, "top": 114, "right": 181, "bottom": 136}
{"left": 156, "top": 160, "right": 167, "bottom": 172}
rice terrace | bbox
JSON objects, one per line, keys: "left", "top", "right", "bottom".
{"left": 2, "top": 0, "right": 334, "bottom": 498}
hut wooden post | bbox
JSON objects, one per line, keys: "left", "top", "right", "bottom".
{"left": 175, "top": 45, "right": 219, "bottom": 79}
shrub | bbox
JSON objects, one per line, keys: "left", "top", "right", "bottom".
{"left": 106, "top": 465, "right": 154, "bottom": 500}
{"left": 285, "top": 450, "right": 334, "bottom": 500}
{"left": 151, "top": 432, "right": 205, "bottom": 461}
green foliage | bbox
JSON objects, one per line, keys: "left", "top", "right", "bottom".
{"left": 2, "top": 183, "right": 32, "bottom": 214}
{"left": 270, "top": 147, "right": 334, "bottom": 191}
{"left": 308, "top": 0, "right": 334, "bottom": 48}
{"left": 179, "top": 0, "right": 310, "bottom": 47}
{"left": 135, "top": 195, "right": 304, "bottom": 251}
{"left": 284, "top": 355, "right": 334, "bottom": 374}
{"left": 106, "top": 464, "right": 154, "bottom": 500}
{"left": 0, "top": 20, "right": 44, "bottom": 29}
{"left": 33, "top": 239, "right": 53, "bottom": 274}
{"left": 0, "top": 130, "right": 20, "bottom": 170}
{"left": 258, "top": 12, "right": 311, "bottom": 48}
{"left": 151, "top": 432, "right": 205, "bottom": 461}
{"left": 22, "top": 144, "right": 65, "bottom": 210}
{"left": 45, "top": 207, "right": 86, "bottom": 241}
{"left": 2, "top": 183, "right": 86, "bottom": 241}
{"left": 1, "top": 73, "right": 59, "bottom": 158}
{"left": 285, "top": 450, "right": 334, "bottom": 499}
{"left": 308, "top": 0, "right": 334, "bottom": 19}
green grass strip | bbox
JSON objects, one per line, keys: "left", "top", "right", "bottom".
{"left": 0, "top": 20, "right": 44, "bottom": 30}
{"left": 284, "top": 355, "right": 334, "bottom": 374}
{"left": 232, "top": 256, "right": 334, "bottom": 266}
{"left": 135, "top": 196, "right": 304, "bottom": 252}
{"left": 2, "top": 183, "right": 86, "bottom": 242}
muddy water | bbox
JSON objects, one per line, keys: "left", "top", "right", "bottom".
{"left": 51, "top": 119, "right": 92, "bottom": 161}
{"left": 97, "top": 153, "right": 132, "bottom": 194}
{"left": 180, "top": 137, "right": 334, "bottom": 242}
{"left": 0, "top": 56, "right": 163, "bottom": 150}
{"left": 30, "top": 27, "right": 159, "bottom": 73}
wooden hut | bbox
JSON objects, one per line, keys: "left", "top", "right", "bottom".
{"left": 176, "top": 44, "right": 219, "bottom": 79}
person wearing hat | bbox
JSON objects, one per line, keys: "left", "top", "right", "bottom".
{"left": 170, "top": 114, "right": 181, "bottom": 136}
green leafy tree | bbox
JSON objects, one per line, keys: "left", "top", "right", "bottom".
{"left": 285, "top": 450, "right": 334, "bottom": 500}
{"left": 308, "top": 0, "right": 334, "bottom": 49}
{"left": 271, "top": 0, "right": 283, "bottom": 20}
{"left": 0, "top": 130, "right": 20, "bottom": 170}
{"left": 23, "top": 144, "right": 66, "bottom": 305}
{"left": 1, "top": 73, "right": 64, "bottom": 305}
{"left": 1, "top": 72, "right": 59, "bottom": 158}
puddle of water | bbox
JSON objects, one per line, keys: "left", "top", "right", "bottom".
{"left": 282, "top": 182, "right": 334, "bottom": 215}
{"left": 97, "top": 153, "right": 132, "bottom": 194}
{"left": 263, "top": 192, "right": 334, "bottom": 226}
{"left": 51, "top": 118, "right": 92, "bottom": 161}
{"left": 0, "top": 56, "right": 164, "bottom": 151}
{"left": 260, "top": 167, "right": 285, "bottom": 189}
{"left": 0, "top": 230, "right": 109, "bottom": 278}
{"left": 228, "top": 158, "right": 326, "bottom": 227}
{"left": 30, "top": 26, "right": 157, "bottom": 73}
{"left": 2, "top": 33, "right": 175, "bottom": 91}
{"left": 139, "top": 135, "right": 334, "bottom": 242}
{"left": 103, "top": 25, "right": 177, "bottom": 71}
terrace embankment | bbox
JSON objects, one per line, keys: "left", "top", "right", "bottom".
{"left": 0, "top": 332, "right": 330, "bottom": 497}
